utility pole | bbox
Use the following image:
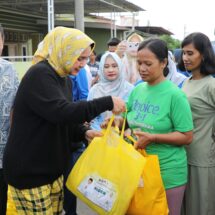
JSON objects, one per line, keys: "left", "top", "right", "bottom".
{"left": 74, "top": 0, "right": 84, "bottom": 32}
{"left": 183, "top": 25, "right": 187, "bottom": 38}
{"left": 132, "top": 12, "right": 135, "bottom": 31}
{"left": 110, "top": 12, "right": 113, "bottom": 38}
{"left": 113, "top": 9, "right": 117, "bottom": 37}
{"left": 48, "top": 0, "right": 54, "bottom": 32}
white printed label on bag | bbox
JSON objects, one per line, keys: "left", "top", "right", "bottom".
{"left": 77, "top": 174, "right": 117, "bottom": 211}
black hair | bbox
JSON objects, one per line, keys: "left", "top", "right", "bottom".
{"left": 0, "top": 25, "right": 4, "bottom": 40}
{"left": 178, "top": 32, "right": 215, "bottom": 75}
{"left": 90, "top": 43, "right": 95, "bottom": 51}
{"left": 173, "top": 48, "right": 182, "bottom": 63}
{"left": 107, "top": 37, "right": 121, "bottom": 46}
{"left": 95, "top": 52, "right": 104, "bottom": 62}
{"left": 138, "top": 38, "right": 169, "bottom": 76}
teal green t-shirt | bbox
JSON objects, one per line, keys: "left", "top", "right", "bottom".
{"left": 127, "top": 80, "right": 193, "bottom": 189}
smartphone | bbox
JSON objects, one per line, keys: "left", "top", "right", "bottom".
{"left": 126, "top": 42, "right": 139, "bottom": 52}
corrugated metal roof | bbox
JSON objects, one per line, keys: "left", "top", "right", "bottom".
{"left": 0, "top": 0, "right": 144, "bottom": 16}
{"left": 0, "top": 0, "right": 144, "bottom": 32}
{"left": 135, "top": 26, "right": 173, "bottom": 36}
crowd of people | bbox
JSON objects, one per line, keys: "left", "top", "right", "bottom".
{"left": 0, "top": 24, "right": 215, "bottom": 215}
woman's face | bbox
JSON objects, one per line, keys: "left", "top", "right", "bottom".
{"left": 70, "top": 46, "right": 91, "bottom": 75}
{"left": 182, "top": 43, "right": 202, "bottom": 72}
{"left": 137, "top": 48, "right": 166, "bottom": 85}
{"left": 103, "top": 56, "right": 119, "bottom": 81}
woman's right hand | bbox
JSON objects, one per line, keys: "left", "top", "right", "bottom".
{"left": 111, "top": 96, "right": 126, "bottom": 115}
{"left": 133, "top": 131, "right": 156, "bottom": 149}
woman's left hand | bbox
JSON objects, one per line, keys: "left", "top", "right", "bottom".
{"left": 85, "top": 130, "right": 103, "bottom": 143}
{"left": 133, "top": 131, "right": 156, "bottom": 149}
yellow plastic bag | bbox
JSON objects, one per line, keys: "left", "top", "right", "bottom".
{"left": 126, "top": 150, "right": 169, "bottom": 215}
{"left": 66, "top": 115, "right": 145, "bottom": 215}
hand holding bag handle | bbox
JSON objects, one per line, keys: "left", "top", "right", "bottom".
{"left": 66, "top": 112, "right": 146, "bottom": 215}
{"left": 103, "top": 113, "right": 127, "bottom": 142}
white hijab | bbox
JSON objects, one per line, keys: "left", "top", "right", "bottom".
{"left": 88, "top": 52, "right": 133, "bottom": 100}
{"left": 166, "top": 51, "right": 187, "bottom": 87}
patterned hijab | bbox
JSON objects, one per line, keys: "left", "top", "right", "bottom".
{"left": 33, "top": 26, "right": 95, "bottom": 77}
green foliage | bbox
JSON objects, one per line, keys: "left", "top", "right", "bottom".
{"left": 159, "top": 35, "right": 181, "bottom": 51}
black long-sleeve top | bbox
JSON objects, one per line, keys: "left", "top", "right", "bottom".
{"left": 3, "top": 60, "right": 113, "bottom": 189}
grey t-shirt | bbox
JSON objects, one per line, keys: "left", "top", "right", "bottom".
{"left": 182, "top": 75, "right": 215, "bottom": 167}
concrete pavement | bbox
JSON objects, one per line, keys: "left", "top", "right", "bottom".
{"left": 77, "top": 199, "right": 98, "bottom": 215}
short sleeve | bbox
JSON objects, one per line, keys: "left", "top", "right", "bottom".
{"left": 170, "top": 92, "right": 193, "bottom": 132}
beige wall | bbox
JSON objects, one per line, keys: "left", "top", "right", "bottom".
{"left": 13, "top": 61, "right": 32, "bottom": 80}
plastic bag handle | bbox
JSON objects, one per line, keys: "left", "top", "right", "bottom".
{"left": 104, "top": 113, "right": 126, "bottom": 139}
{"left": 125, "top": 135, "right": 148, "bottom": 156}
{"left": 120, "top": 111, "right": 127, "bottom": 139}
{"left": 104, "top": 114, "right": 148, "bottom": 156}
{"left": 125, "top": 135, "right": 136, "bottom": 144}
{"left": 139, "top": 149, "right": 148, "bottom": 157}
{"left": 103, "top": 114, "right": 116, "bottom": 138}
